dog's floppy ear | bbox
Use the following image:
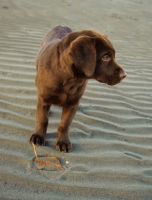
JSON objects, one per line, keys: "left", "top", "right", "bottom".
{"left": 68, "top": 36, "right": 96, "bottom": 77}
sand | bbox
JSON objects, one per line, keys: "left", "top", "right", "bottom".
{"left": 0, "top": 0, "right": 152, "bottom": 199}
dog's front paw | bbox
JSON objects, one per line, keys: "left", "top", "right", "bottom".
{"left": 56, "top": 140, "right": 72, "bottom": 153}
{"left": 30, "top": 133, "right": 45, "bottom": 145}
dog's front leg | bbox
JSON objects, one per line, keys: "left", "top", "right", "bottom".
{"left": 56, "top": 104, "right": 78, "bottom": 153}
{"left": 30, "top": 97, "right": 50, "bottom": 145}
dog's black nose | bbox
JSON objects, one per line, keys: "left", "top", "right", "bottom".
{"left": 119, "top": 71, "right": 127, "bottom": 80}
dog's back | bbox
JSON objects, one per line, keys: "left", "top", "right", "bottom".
{"left": 41, "top": 25, "right": 73, "bottom": 46}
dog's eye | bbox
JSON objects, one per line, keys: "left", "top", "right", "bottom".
{"left": 102, "top": 53, "right": 111, "bottom": 62}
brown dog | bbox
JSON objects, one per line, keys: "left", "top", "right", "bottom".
{"left": 30, "top": 25, "right": 126, "bottom": 152}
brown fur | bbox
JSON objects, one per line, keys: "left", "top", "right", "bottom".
{"left": 30, "top": 25, "right": 126, "bottom": 152}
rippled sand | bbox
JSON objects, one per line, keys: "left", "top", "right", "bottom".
{"left": 0, "top": 0, "right": 152, "bottom": 199}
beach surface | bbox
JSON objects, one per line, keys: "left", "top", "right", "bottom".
{"left": 0, "top": 0, "right": 152, "bottom": 199}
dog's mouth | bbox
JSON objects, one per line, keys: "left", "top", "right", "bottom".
{"left": 95, "top": 70, "right": 126, "bottom": 85}
{"left": 107, "top": 75, "right": 121, "bottom": 85}
{"left": 107, "top": 72, "right": 126, "bottom": 86}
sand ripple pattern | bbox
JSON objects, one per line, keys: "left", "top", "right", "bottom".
{"left": 0, "top": 0, "right": 152, "bottom": 199}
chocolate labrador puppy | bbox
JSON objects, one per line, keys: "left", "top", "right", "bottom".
{"left": 30, "top": 25, "right": 126, "bottom": 152}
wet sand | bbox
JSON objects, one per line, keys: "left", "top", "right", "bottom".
{"left": 0, "top": 0, "right": 152, "bottom": 199}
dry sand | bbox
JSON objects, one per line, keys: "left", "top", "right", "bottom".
{"left": 0, "top": 0, "right": 152, "bottom": 199}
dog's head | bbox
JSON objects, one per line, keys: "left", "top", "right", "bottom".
{"left": 68, "top": 30, "right": 126, "bottom": 85}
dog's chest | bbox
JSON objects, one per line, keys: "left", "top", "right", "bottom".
{"left": 62, "top": 78, "right": 85, "bottom": 94}
{"left": 48, "top": 79, "right": 86, "bottom": 106}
